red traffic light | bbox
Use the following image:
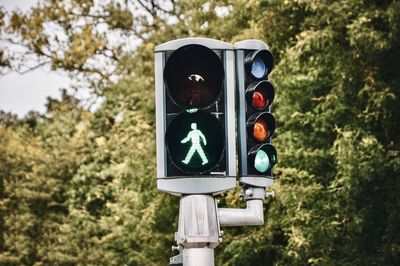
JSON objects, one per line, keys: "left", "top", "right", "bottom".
{"left": 246, "top": 80, "right": 274, "bottom": 110}
{"left": 252, "top": 89, "right": 268, "bottom": 110}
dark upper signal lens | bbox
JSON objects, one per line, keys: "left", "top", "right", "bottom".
{"left": 164, "top": 44, "right": 224, "bottom": 108}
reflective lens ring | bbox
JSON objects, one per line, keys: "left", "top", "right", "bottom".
{"left": 245, "top": 80, "right": 275, "bottom": 110}
{"left": 244, "top": 49, "right": 273, "bottom": 79}
{"left": 164, "top": 44, "right": 224, "bottom": 108}
{"left": 248, "top": 144, "right": 277, "bottom": 174}
{"left": 247, "top": 112, "right": 276, "bottom": 141}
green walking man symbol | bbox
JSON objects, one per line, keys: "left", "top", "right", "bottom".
{"left": 181, "top": 123, "right": 209, "bottom": 165}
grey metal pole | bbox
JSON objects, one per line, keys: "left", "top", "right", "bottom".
{"left": 183, "top": 248, "right": 214, "bottom": 265}
{"left": 169, "top": 188, "right": 274, "bottom": 265}
{"left": 172, "top": 195, "right": 221, "bottom": 266}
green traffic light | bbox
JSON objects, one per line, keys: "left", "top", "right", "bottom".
{"left": 181, "top": 123, "right": 209, "bottom": 166}
{"left": 254, "top": 149, "right": 270, "bottom": 173}
{"left": 166, "top": 110, "right": 224, "bottom": 174}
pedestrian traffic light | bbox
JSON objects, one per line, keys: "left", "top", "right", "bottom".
{"left": 235, "top": 40, "right": 277, "bottom": 187}
{"left": 155, "top": 38, "right": 236, "bottom": 195}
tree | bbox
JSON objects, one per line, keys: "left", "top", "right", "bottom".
{"left": 1, "top": 0, "right": 399, "bottom": 265}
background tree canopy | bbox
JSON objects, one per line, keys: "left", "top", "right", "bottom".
{"left": 1, "top": 0, "right": 399, "bottom": 265}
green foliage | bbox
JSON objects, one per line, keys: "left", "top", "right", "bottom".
{"left": 1, "top": 0, "right": 399, "bottom": 265}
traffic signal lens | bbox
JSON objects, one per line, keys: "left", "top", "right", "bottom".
{"left": 253, "top": 119, "right": 269, "bottom": 141}
{"left": 166, "top": 110, "right": 224, "bottom": 174}
{"left": 248, "top": 143, "right": 277, "bottom": 174}
{"left": 252, "top": 88, "right": 268, "bottom": 110}
{"left": 251, "top": 56, "right": 267, "bottom": 79}
{"left": 164, "top": 44, "right": 224, "bottom": 108}
{"left": 254, "top": 149, "right": 270, "bottom": 173}
{"left": 246, "top": 112, "right": 275, "bottom": 141}
{"left": 245, "top": 80, "right": 275, "bottom": 111}
{"left": 245, "top": 49, "right": 273, "bottom": 79}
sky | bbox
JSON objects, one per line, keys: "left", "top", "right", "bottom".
{"left": 0, "top": 0, "right": 71, "bottom": 117}
{"left": 0, "top": 69, "right": 70, "bottom": 116}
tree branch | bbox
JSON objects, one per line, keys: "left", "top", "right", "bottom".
{"left": 0, "top": 60, "right": 50, "bottom": 76}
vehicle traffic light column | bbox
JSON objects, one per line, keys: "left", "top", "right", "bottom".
{"left": 235, "top": 39, "right": 277, "bottom": 188}
{"left": 217, "top": 40, "right": 277, "bottom": 228}
{"left": 154, "top": 38, "right": 236, "bottom": 195}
